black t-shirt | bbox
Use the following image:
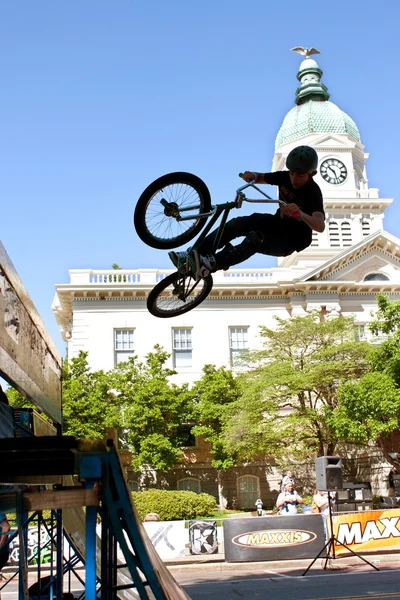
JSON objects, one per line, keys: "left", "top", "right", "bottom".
{"left": 263, "top": 171, "right": 325, "bottom": 248}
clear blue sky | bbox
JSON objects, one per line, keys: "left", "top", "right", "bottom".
{"left": 1, "top": 0, "right": 399, "bottom": 358}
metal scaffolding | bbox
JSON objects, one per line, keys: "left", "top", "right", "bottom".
{"left": 0, "top": 433, "right": 191, "bottom": 600}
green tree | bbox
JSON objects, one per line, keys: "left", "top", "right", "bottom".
{"left": 191, "top": 365, "right": 242, "bottom": 508}
{"left": 62, "top": 351, "right": 121, "bottom": 438}
{"left": 329, "top": 372, "right": 400, "bottom": 445}
{"left": 370, "top": 294, "right": 400, "bottom": 336}
{"left": 368, "top": 294, "right": 400, "bottom": 386}
{"left": 6, "top": 387, "right": 35, "bottom": 409}
{"left": 329, "top": 295, "right": 400, "bottom": 461}
{"left": 56, "top": 347, "right": 195, "bottom": 471}
{"left": 224, "top": 313, "right": 369, "bottom": 462}
{"left": 6, "top": 386, "right": 54, "bottom": 427}
{"left": 109, "top": 346, "right": 194, "bottom": 471}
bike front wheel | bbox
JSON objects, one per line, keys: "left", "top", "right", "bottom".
{"left": 134, "top": 172, "right": 212, "bottom": 250}
{"left": 147, "top": 271, "right": 213, "bottom": 318}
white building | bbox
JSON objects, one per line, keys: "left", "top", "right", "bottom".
{"left": 53, "top": 54, "right": 399, "bottom": 385}
{"left": 52, "top": 54, "right": 400, "bottom": 505}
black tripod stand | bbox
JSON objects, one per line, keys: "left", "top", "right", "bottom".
{"left": 302, "top": 493, "right": 379, "bottom": 575}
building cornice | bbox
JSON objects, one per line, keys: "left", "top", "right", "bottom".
{"left": 301, "top": 231, "right": 400, "bottom": 282}
{"left": 323, "top": 198, "right": 392, "bottom": 210}
{"left": 59, "top": 282, "right": 400, "bottom": 302}
{"left": 52, "top": 237, "right": 400, "bottom": 341}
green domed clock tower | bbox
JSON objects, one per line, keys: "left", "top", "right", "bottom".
{"left": 272, "top": 48, "right": 393, "bottom": 269}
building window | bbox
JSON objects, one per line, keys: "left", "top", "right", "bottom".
{"left": 177, "top": 424, "right": 196, "bottom": 448}
{"left": 341, "top": 221, "right": 352, "bottom": 247}
{"left": 115, "top": 329, "right": 135, "bottom": 364}
{"left": 364, "top": 273, "right": 389, "bottom": 281}
{"left": 329, "top": 220, "right": 353, "bottom": 248}
{"left": 371, "top": 328, "right": 387, "bottom": 344}
{"left": 355, "top": 323, "right": 387, "bottom": 344}
{"left": 355, "top": 324, "right": 366, "bottom": 342}
{"left": 173, "top": 329, "right": 192, "bottom": 368}
{"left": 128, "top": 480, "right": 139, "bottom": 492}
{"left": 177, "top": 478, "right": 201, "bottom": 494}
{"left": 328, "top": 221, "right": 340, "bottom": 247}
{"left": 237, "top": 475, "right": 260, "bottom": 509}
{"left": 311, "top": 231, "right": 319, "bottom": 247}
{"left": 361, "top": 219, "right": 371, "bottom": 237}
{"left": 230, "top": 327, "right": 249, "bottom": 366}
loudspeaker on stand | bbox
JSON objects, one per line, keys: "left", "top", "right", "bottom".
{"left": 315, "top": 456, "right": 343, "bottom": 490}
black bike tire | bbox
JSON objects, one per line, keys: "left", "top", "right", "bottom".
{"left": 134, "top": 172, "right": 212, "bottom": 250}
{"left": 147, "top": 271, "right": 213, "bottom": 318}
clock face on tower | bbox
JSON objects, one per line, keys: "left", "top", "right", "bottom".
{"left": 320, "top": 158, "right": 348, "bottom": 185}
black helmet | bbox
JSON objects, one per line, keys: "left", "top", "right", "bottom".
{"left": 286, "top": 146, "right": 318, "bottom": 174}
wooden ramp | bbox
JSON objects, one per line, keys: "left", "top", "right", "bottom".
{"left": 0, "top": 240, "right": 192, "bottom": 599}
{"left": 0, "top": 436, "right": 192, "bottom": 600}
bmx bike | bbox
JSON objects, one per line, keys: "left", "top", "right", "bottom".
{"left": 134, "top": 172, "right": 292, "bottom": 318}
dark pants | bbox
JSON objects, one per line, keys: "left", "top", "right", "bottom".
{"left": 199, "top": 213, "right": 304, "bottom": 270}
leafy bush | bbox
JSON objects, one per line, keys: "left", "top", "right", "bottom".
{"left": 131, "top": 489, "right": 217, "bottom": 521}
{"left": 372, "top": 495, "right": 381, "bottom": 509}
{"left": 302, "top": 495, "right": 313, "bottom": 507}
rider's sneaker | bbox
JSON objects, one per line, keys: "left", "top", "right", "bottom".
{"left": 169, "top": 249, "right": 216, "bottom": 278}
{"left": 169, "top": 250, "right": 190, "bottom": 269}
{"left": 198, "top": 253, "right": 216, "bottom": 276}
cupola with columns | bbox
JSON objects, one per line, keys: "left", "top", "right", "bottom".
{"left": 272, "top": 48, "right": 393, "bottom": 270}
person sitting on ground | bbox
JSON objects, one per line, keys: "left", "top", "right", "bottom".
{"left": 281, "top": 470, "right": 295, "bottom": 492}
{"left": 169, "top": 145, "right": 325, "bottom": 276}
{"left": 276, "top": 481, "right": 303, "bottom": 515}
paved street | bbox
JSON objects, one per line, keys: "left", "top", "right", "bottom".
{"left": 2, "top": 558, "right": 400, "bottom": 599}
{"left": 177, "top": 563, "right": 400, "bottom": 599}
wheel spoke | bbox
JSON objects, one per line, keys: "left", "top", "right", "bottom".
{"left": 135, "top": 172, "right": 211, "bottom": 250}
{"left": 145, "top": 183, "right": 202, "bottom": 242}
{"left": 154, "top": 275, "right": 208, "bottom": 314}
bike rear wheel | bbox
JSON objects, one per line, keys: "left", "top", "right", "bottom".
{"left": 147, "top": 271, "right": 213, "bottom": 318}
{"left": 134, "top": 172, "right": 212, "bottom": 249}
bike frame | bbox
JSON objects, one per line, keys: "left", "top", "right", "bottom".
{"left": 175, "top": 180, "right": 287, "bottom": 256}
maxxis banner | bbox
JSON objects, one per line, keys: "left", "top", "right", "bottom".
{"left": 330, "top": 508, "right": 400, "bottom": 555}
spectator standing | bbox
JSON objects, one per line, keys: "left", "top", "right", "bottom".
{"left": 312, "top": 490, "right": 330, "bottom": 515}
{"left": 276, "top": 482, "right": 303, "bottom": 515}
{"left": 389, "top": 466, "right": 398, "bottom": 496}
{"left": 281, "top": 470, "right": 295, "bottom": 492}
{"left": 312, "top": 490, "right": 335, "bottom": 540}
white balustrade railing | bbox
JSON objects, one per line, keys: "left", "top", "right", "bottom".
{"left": 89, "top": 272, "right": 141, "bottom": 284}
{"left": 221, "top": 270, "right": 276, "bottom": 280}
{"left": 69, "top": 269, "right": 163, "bottom": 285}
{"left": 68, "top": 268, "right": 293, "bottom": 286}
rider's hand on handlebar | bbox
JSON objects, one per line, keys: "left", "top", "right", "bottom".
{"left": 241, "top": 171, "right": 258, "bottom": 183}
{"left": 281, "top": 203, "right": 302, "bottom": 220}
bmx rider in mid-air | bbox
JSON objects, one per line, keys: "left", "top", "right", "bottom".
{"left": 169, "top": 145, "right": 325, "bottom": 275}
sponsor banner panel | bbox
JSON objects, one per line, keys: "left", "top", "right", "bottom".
{"left": 330, "top": 508, "right": 400, "bottom": 555}
{"left": 98, "top": 520, "right": 187, "bottom": 561}
{"left": 142, "top": 521, "right": 186, "bottom": 559}
{"left": 189, "top": 520, "right": 218, "bottom": 555}
{"left": 224, "top": 515, "right": 326, "bottom": 562}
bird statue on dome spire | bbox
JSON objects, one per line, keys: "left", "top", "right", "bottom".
{"left": 290, "top": 46, "right": 321, "bottom": 59}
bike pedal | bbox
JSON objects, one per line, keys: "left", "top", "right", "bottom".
{"left": 198, "top": 266, "right": 211, "bottom": 279}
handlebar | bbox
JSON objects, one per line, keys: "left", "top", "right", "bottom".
{"left": 237, "top": 173, "right": 301, "bottom": 221}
